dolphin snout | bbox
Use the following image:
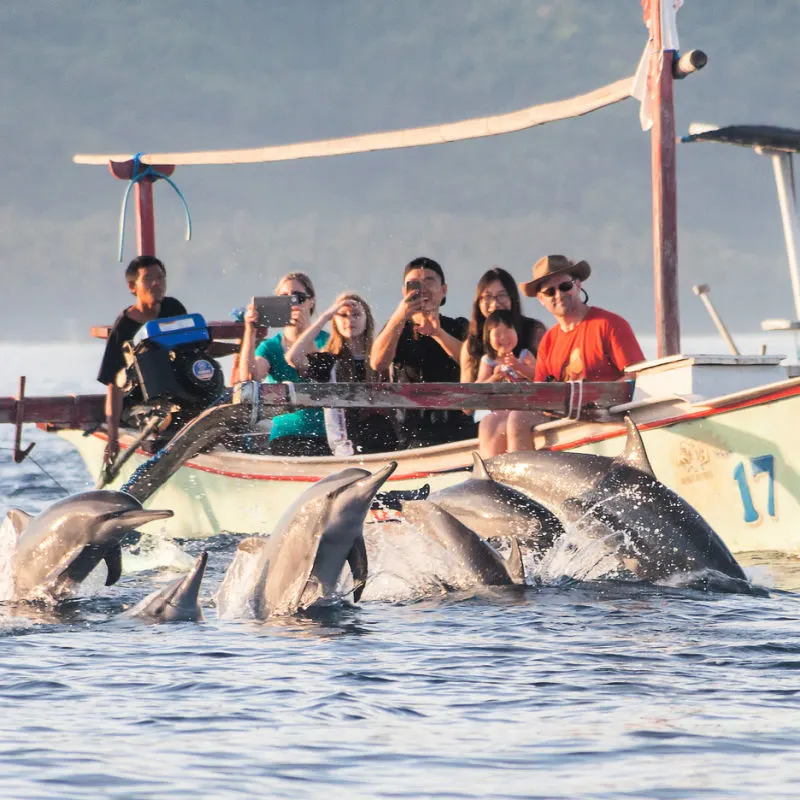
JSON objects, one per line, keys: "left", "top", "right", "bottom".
{"left": 358, "top": 462, "right": 398, "bottom": 497}
{"left": 118, "top": 509, "right": 174, "bottom": 529}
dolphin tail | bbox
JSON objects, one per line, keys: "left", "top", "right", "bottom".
{"left": 505, "top": 537, "right": 526, "bottom": 584}
{"left": 104, "top": 545, "right": 123, "bottom": 586}
{"left": 613, "top": 416, "right": 656, "bottom": 477}
{"left": 471, "top": 452, "right": 492, "bottom": 480}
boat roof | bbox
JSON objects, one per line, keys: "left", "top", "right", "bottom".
{"left": 682, "top": 124, "right": 800, "bottom": 153}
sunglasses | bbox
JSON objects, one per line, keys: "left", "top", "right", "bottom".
{"left": 539, "top": 280, "right": 575, "bottom": 298}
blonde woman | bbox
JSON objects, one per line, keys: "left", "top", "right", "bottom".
{"left": 234, "top": 272, "right": 330, "bottom": 456}
{"left": 288, "top": 292, "right": 397, "bottom": 454}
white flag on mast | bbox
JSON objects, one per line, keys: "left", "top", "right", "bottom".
{"left": 632, "top": 0, "right": 683, "bottom": 131}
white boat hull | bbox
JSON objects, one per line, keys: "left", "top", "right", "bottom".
{"left": 60, "top": 371, "right": 800, "bottom": 555}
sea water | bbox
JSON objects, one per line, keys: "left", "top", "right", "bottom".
{"left": 1, "top": 340, "right": 800, "bottom": 798}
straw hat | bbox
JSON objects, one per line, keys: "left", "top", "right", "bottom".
{"left": 519, "top": 255, "right": 591, "bottom": 297}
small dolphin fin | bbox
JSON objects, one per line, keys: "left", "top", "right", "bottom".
{"left": 346, "top": 535, "right": 368, "bottom": 603}
{"left": 471, "top": 452, "right": 491, "bottom": 480}
{"left": 4, "top": 508, "right": 32, "bottom": 538}
{"left": 505, "top": 537, "right": 526, "bottom": 584}
{"left": 238, "top": 536, "right": 269, "bottom": 555}
{"left": 612, "top": 416, "right": 655, "bottom": 477}
{"left": 104, "top": 545, "right": 123, "bottom": 586}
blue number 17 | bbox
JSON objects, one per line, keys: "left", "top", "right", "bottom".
{"left": 733, "top": 455, "right": 776, "bottom": 524}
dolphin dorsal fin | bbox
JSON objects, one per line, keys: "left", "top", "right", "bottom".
{"left": 238, "top": 536, "right": 269, "bottom": 555}
{"left": 613, "top": 416, "right": 655, "bottom": 477}
{"left": 505, "top": 537, "right": 526, "bottom": 584}
{"left": 4, "top": 508, "right": 32, "bottom": 539}
{"left": 471, "top": 452, "right": 491, "bottom": 480}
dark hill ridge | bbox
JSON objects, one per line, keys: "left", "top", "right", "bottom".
{"left": 1, "top": 1, "right": 799, "bottom": 342}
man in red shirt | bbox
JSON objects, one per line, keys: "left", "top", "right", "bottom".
{"left": 507, "top": 254, "right": 645, "bottom": 451}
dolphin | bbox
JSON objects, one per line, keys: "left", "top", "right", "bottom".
{"left": 402, "top": 500, "right": 525, "bottom": 586}
{"left": 216, "top": 463, "right": 396, "bottom": 618}
{"left": 120, "top": 398, "right": 373, "bottom": 597}
{"left": 125, "top": 551, "right": 208, "bottom": 622}
{"left": 7, "top": 490, "right": 173, "bottom": 601}
{"left": 429, "top": 453, "right": 564, "bottom": 558}
{"left": 486, "top": 417, "right": 748, "bottom": 584}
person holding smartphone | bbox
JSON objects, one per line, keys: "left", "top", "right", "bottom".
{"left": 371, "top": 256, "right": 477, "bottom": 448}
{"left": 234, "top": 271, "right": 331, "bottom": 456}
{"left": 286, "top": 291, "right": 397, "bottom": 454}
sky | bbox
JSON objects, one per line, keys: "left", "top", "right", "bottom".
{"left": 2, "top": 1, "right": 799, "bottom": 345}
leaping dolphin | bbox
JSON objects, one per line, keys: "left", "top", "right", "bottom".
{"left": 429, "top": 453, "right": 564, "bottom": 558}
{"left": 486, "top": 417, "right": 748, "bottom": 585}
{"left": 402, "top": 500, "right": 525, "bottom": 586}
{"left": 6, "top": 490, "right": 173, "bottom": 601}
{"left": 216, "top": 463, "right": 396, "bottom": 619}
{"left": 125, "top": 551, "right": 208, "bottom": 622}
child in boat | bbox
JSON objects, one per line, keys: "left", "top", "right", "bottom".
{"left": 461, "top": 268, "right": 545, "bottom": 457}
{"left": 477, "top": 310, "right": 537, "bottom": 383}
{"left": 287, "top": 292, "right": 397, "bottom": 455}
{"left": 234, "top": 272, "right": 331, "bottom": 456}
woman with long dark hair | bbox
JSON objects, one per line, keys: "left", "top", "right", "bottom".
{"left": 460, "top": 267, "right": 546, "bottom": 456}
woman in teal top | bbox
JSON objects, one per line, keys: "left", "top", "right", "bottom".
{"left": 235, "top": 272, "right": 331, "bottom": 456}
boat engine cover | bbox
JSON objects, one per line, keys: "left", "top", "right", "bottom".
{"left": 121, "top": 313, "right": 225, "bottom": 408}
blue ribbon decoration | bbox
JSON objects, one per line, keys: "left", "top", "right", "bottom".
{"left": 118, "top": 152, "right": 192, "bottom": 261}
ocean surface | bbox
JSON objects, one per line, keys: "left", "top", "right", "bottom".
{"left": 1, "top": 340, "right": 800, "bottom": 799}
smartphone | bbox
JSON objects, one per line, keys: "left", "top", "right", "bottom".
{"left": 251, "top": 295, "right": 293, "bottom": 327}
{"left": 405, "top": 279, "right": 421, "bottom": 295}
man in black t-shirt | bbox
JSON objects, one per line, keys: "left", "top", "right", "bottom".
{"left": 97, "top": 255, "right": 187, "bottom": 469}
{"left": 371, "top": 257, "right": 477, "bottom": 448}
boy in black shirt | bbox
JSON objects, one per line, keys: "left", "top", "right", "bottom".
{"left": 371, "top": 257, "right": 477, "bottom": 448}
{"left": 97, "top": 255, "right": 186, "bottom": 468}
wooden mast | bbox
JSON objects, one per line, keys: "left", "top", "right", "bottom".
{"left": 646, "top": 0, "right": 681, "bottom": 356}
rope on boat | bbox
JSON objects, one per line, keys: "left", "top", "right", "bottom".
{"left": 283, "top": 381, "right": 297, "bottom": 410}
{"left": 566, "top": 380, "right": 584, "bottom": 421}
{"left": 0, "top": 447, "right": 70, "bottom": 496}
{"left": 118, "top": 152, "right": 193, "bottom": 261}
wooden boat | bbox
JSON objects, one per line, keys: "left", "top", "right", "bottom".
{"left": 6, "top": 3, "right": 800, "bottom": 554}
{"left": 49, "top": 353, "right": 800, "bottom": 554}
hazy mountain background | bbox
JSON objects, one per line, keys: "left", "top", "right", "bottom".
{"left": 2, "top": 1, "right": 799, "bottom": 345}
